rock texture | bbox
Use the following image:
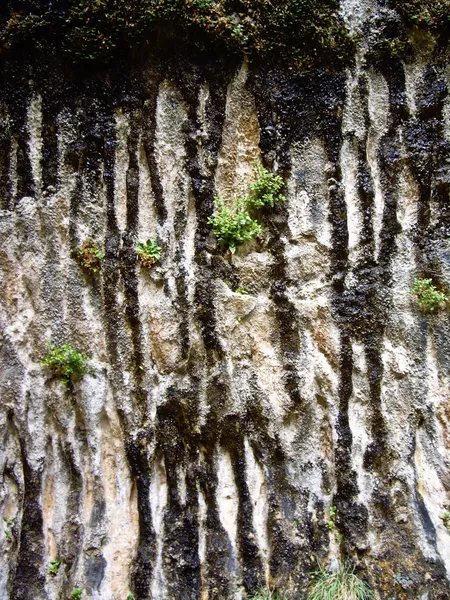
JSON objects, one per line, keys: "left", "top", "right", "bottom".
{"left": 0, "top": 2, "right": 450, "bottom": 600}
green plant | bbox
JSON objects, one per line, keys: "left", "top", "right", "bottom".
{"left": 136, "top": 239, "right": 162, "bottom": 268}
{"left": 208, "top": 197, "right": 261, "bottom": 254}
{"left": 41, "top": 342, "right": 91, "bottom": 384}
{"left": 49, "top": 559, "right": 61, "bottom": 576}
{"left": 126, "top": 594, "right": 135, "bottom": 600}
{"left": 71, "top": 588, "right": 83, "bottom": 600}
{"left": 209, "top": 161, "right": 285, "bottom": 254}
{"left": 246, "top": 161, "right": 286, "bottom": 211}
{"left": 75, "top": 240, "right": 104, "bottom": 273}
{"left": 411, "top": 278, "right": 448, "bottom": 312}
{"left": 327, "top": 505, "right": 337, "bottom": 530}
{"left": 236, "top": 287, "right": 249, "bottom": 295}
{"left": 3, "top": 517, "right": 14, "bottom": 542}
{"left": 307, "top": 563, "right": 373, "bottom": 600}
{"left": 440, "top": 511, "right": 450, "bottom": 529}
{"left": 248, "top": 589, "right": 289, "bottom": 600}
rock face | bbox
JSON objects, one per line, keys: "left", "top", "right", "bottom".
{"left": 0, "top": 2, "right": 450, "bottom": 600}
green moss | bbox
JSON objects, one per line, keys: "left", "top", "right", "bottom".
{"left": 387, "top": 0, "right": 450, "bottom": 31}
{"left": 0, "top": 0, "right": 353, "bottom": 70}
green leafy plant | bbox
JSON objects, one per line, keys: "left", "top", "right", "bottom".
{"left": 246, "top": 161, "right": 286, "bottom": 210}
{"left": 327, "top": 505, "right": 337, "bottom": 530}
{"left": 307, "top": 563, "right": 373, "bottom": 600}
{"left": 235, "top": 287, "right": 249, "bottom": 295}
{"left": 49, "top": 559, "right": 61, "bottom": 576}
{"left": 3, "top": 517, "right": 15, "bottom": 542}
{"left": 208, "top": 197, "right": 261, "bottom": 254}
{"left": 248, "top": 589, "right": 289, "bottom": 600}
{"left": 41, "top": 342, "right": 91, "bottom": 384}
{"left": 126, "top": 594, "right": 135, "bottom": 600}
{"left": 440, "top": 511, "right": 450, "bottom": 529}
{"left": 75, "top": 240, "right": 104, "bottom": 273}
{"left": 209, "top": 161, "right": 285, "bottom": 254}
{"left": 71, "top": 588, "right": 83, "bottom": 600}
{"left": 136, "top": 239, "right": 162, "bottom": 268}
{"left": 411, "top": 278, "right": 448, "bottom": 312}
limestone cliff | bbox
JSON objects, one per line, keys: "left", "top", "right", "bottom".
{"left": 0, "top": 1, "right": 450, "bottom": 599}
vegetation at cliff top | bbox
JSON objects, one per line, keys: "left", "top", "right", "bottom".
{"left": 387, "top": 0, "right": 450, "bottom": 31}
{"left": 0, "top": 0, "right": 352, "bottom": 70}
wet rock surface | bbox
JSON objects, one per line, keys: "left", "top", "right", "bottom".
{"left": 0, "top": 3, "right": 450, "bottom": 600}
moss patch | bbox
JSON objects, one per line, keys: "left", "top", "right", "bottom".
{"left": 0, "top": 0, "right": 353, "bottom": 71}
{"left": 387, "top": 0, "right": 450, "bottom": 31}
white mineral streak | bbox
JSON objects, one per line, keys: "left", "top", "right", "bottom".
{"left": 151, "top": 453, "right": 168, "bottom": 600}
{"left": 115, "top": 109, "right": 130, "bottom": 234}
{"left": 366, "top": 70, "right": 390, "bottom": 258}
{"left": 244, "top": 439, "right": 269, "bottom": 581}
{"left": 27, "top": 93, "right": 43, "bottom": 198}
{"left": 341, "top": 58, "right": 365, "bottom": 257}
{"left": 216, "top": 449, "right": 239, "bottom": 569}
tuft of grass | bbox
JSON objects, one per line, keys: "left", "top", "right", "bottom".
{"left": 41, "top": 342, "right": 91, "bottom": 385}
{"left": 307, "top": 563, "right": 373, "bottom": 600}
{"left": 411, "top": 278, "right": 448, "bottom": 312}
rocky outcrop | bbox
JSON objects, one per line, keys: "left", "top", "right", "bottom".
{"left": 0, "top": 2, "right": 450, "bottom": 599}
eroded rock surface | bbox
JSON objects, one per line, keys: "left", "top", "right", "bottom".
{"left": 0, "top": 3, "right": 450, "bottom": 600}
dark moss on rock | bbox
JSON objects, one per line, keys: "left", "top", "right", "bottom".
{"left": 0, "top": 0, "right": 353, "bottom": 72}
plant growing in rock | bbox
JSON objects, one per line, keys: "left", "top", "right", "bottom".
{"left": 307, "top": 563, "right": 373, "bottom": 600}
{"left": 209, "top": 161, "right": 285, "bottom": 254}
{"left": 41, "top": 342, "right": 91, "bottom": 384}
{"left": 327, "top": 505, "right": 337, "bottom": 530}
{"left": 71, "top": 588, "right": 83, "bottom": 600}
{"left": 411, "top": 278, "right": 448, "bottom": 312}
{"left": 74, "top": 240, "right": 104, "bottom": 273}
{"left": 246, "top": 161, "right": 286, "bottom": 210}
{"left": 440, "top": 511, "right": 450, "bottom": 529}
{"left": 208, "top": 196, "right": 261, "bottom": 254}
{"left": 136, "top": 239, "right": 162, "bottom": 268}
{"left": 49, "top": 558, "right": 61, "bottom": 576}
{"left": 3, "top": 517, "right": 14, "bottom": 542}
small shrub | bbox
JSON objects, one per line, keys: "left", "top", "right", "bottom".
{"left": 136, "top": 239, "right": 162, "bottom": 268}
{"left": 49, "top": 558, "right": 61, "bottom": 576}
{"left": 71, "top": 588, "right": 83, "bottom": 600}
{"left": 41, "top": 342, "right": 91, "bottom": 384}
{"left": 307, "top": 563, "right": 373, "bottom": 600}
{"left": 440, "top": 511, "right": 450, "bottom": 529}
{"left": 75, "top": 240, "right": 104, "bottom": 273}
{"left": 246, "top": 161, "right": 286, "bottom": 211}
{"left": 208, "top": 197, "right": 261, "bottom": 254}
{"left": 411, "top": 278, "right": 448, "bottom": 312}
